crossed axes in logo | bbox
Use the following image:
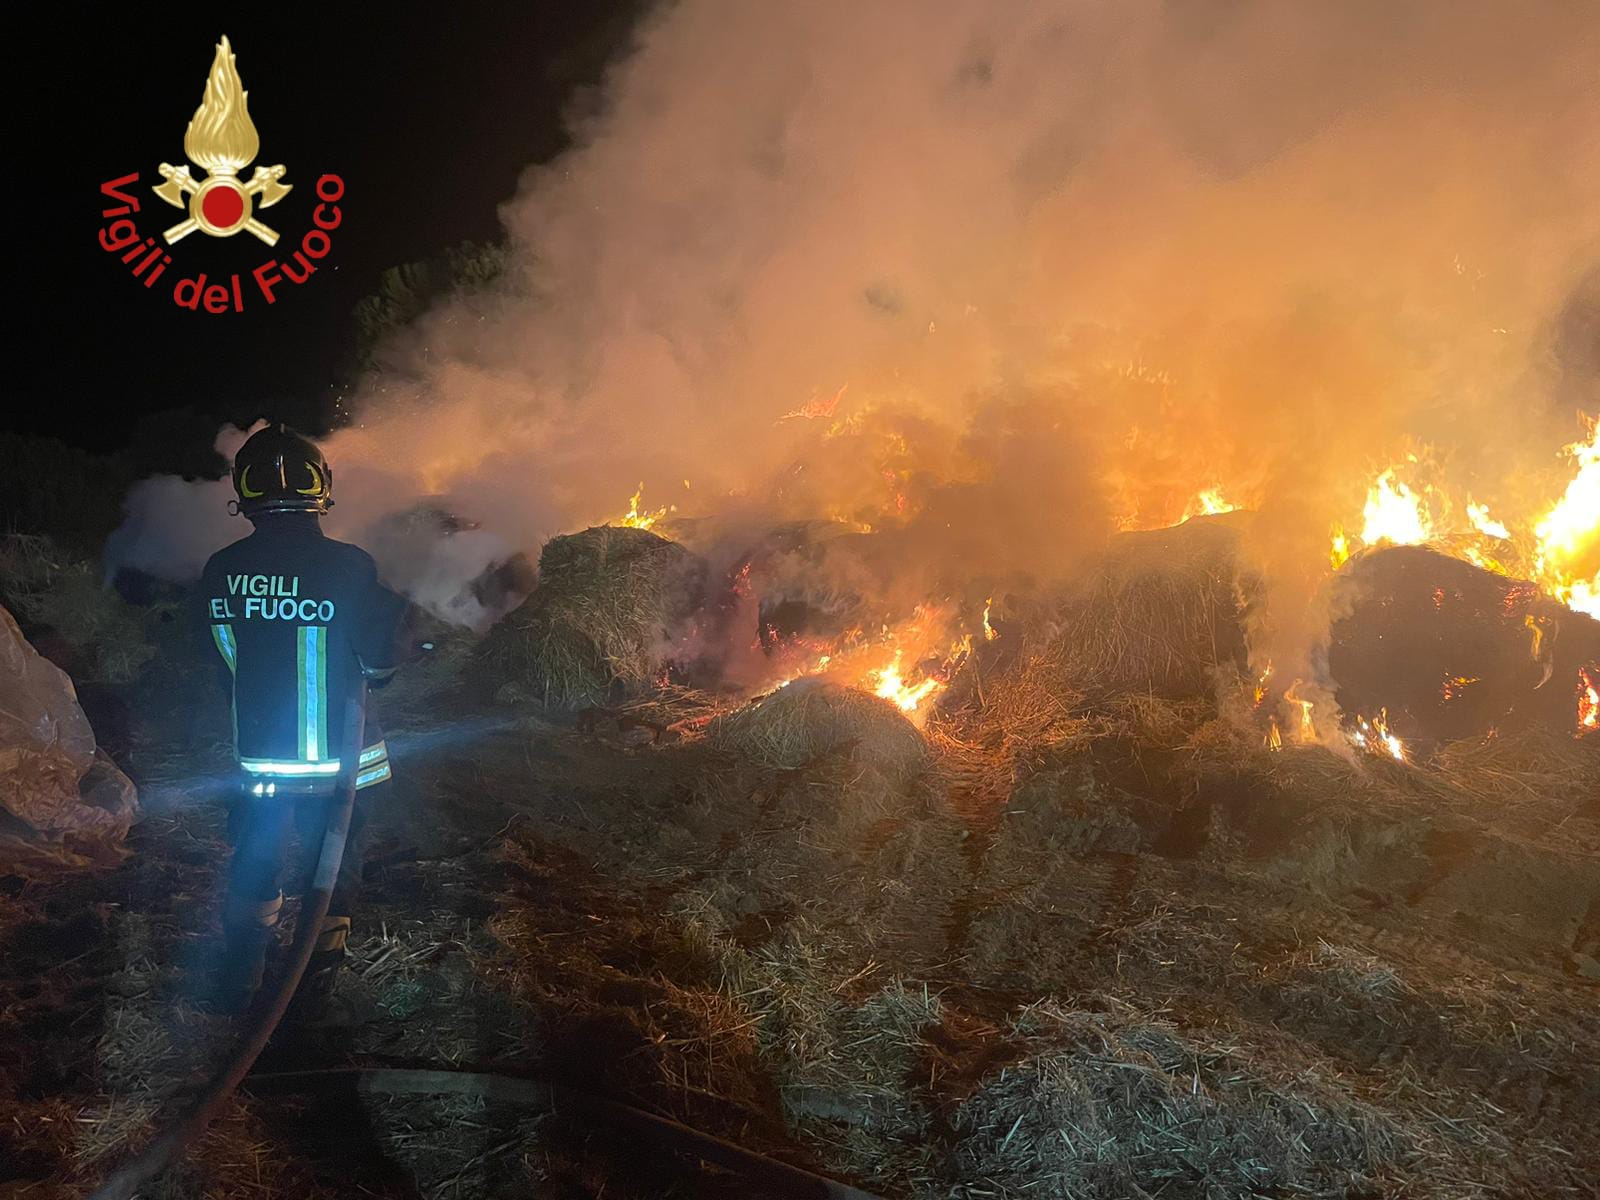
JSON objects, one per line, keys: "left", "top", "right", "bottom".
{"left": 153, "top": 163, "right": 291, "bottom": 245}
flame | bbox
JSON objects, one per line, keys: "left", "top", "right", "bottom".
{"left": 783, "top": 383, "right": 848, "bottom": 422}
{"left": 872, "top": 627, "right": 973, "bottom": 719}
{"left": 1117, "top": 485, "right": 1246, "bottom": 534}
{"left": 1281, "top": 681, "right": 1317, "bottom": 742}
{"left": 618, "top": 483, "right": 672, "bottom": 530}
{"left": 1252, "top": 662, "right": 1273, "bottom": 707}
{"left": 1441, "top": 674, "right": 1480, "bottom": 701}
{"left": 1350, "top": 709, "right": 1406, "bottom": 761}
{"left": 1578, "top": 666, "right": 1598, "bottom": 734}
{"left": 1466, "top": 502, "right": 1511, "bottom": 541}
{"left": 183, "top": 36, "right": 260, "bottom": 176}
{"left": 1531, "top": 418, "right": 1599, "bottom": 618}
{"left": 1328, "top": 422, "right": 1596, "bottom": 630}
{"left": 1460, "top": 542, "right": 1511, "bottom": 575}
{"left": 1295, "top": 696, "right": 1315, "bottom": 739}
{"left": 1524, "top": 613, "right": 1547, "bottom": 663}
{"left": 1181, "top": 487, "right": 1238, "bottom": 522}
{"left": 1265, "top": 718, "right": 1283, "bottom": 751}
{"left": 1565, "top": 581, "right": 1600, "bottom": 619}
{"left": 872, "top": 652, "right": 943, "bottom": 712}
{"left": 760, "top": 604, "right": 976, "bottom": 724}
{"left": 1360, "top": 470, "right": 1433, "bottom": 547}
{"left": 982, "top": 597, "right": 997, "bottom": 641}
{"left": 1329, "top": 526, "right": 1352, "bottom": 570}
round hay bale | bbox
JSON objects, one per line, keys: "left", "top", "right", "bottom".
{"left": 479, "top": 525, "right": 705, "bottom": 708}
{"left": 1051, "top": 515, "right": 1255, "bottom": 699}
{"left": 708, "top": 678, "right": 929, "bottom": 780}
{"left": 1329, "top": 544, "right": 1599, "bottom": 740}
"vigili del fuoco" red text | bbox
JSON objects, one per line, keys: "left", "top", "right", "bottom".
{"left": 96, "top": 173, "right": 346, "bottom": 312}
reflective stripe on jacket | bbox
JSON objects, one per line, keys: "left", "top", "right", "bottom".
{"left": 200, "top": 513, "right": 405, "bottom": 781}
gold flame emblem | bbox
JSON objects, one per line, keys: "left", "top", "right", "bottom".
{"left": 151, "top": 36, "right": 291, "bottom": 245}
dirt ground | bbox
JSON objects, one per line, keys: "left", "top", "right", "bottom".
{"left": 2, "top": 642, "right": 1598, "bottom": 1199}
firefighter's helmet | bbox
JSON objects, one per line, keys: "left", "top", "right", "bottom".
{"left": 231, "top": 423, "right": 334, "bottom": 517}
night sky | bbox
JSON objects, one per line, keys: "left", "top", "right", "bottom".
{"left": 16, "top": 2, "right": 642, "bottom": 452}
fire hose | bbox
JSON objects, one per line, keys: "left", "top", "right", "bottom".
{"left": 243, "top": 1066, "right": 889, "bottom": 1200}
{"left": 87, "top": 680, "right": 888, "bottom": 1200}
{"left": 89, "top": 683, "right": 370, "bottom": 1200}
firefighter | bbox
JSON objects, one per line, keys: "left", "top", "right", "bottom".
{"left": 200, "top": 423, "right": 409, "bottom": 1017}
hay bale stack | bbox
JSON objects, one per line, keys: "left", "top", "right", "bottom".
{"left": 1051, "top": 515, "right": 1253, "bottom": 699}
{"left": 479, "top": 525, "right": 705, "bottom": 708}
{"left": 708, "top": 678, "right": 929, "bottom": 780}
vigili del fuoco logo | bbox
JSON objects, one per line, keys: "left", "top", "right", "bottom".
{"left": 97, "top": 35, "right": 345, "bottom": 313}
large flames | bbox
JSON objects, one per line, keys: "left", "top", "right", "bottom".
{"left": 1361, "top": 470, "right": 1434, "bottom": 548}
{"left": 1181, "top": 487, "right": 1239, "bottom": 523}
{"left": 1532, "top": 421, "right": 1600, "bottom": 617}
{"left": 1329, "top": 418, "right": 1598, "bottom": 618}
{"left": 1328, "top": 468, "right": 1438, "bottom": 570}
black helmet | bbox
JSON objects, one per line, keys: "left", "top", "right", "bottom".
{"left": 231, "top": 423, "right": 333, "bottom": 517}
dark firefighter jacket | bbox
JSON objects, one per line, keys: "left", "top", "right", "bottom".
{"left": 199, "top": 513, "right": 408, "bottom": 790}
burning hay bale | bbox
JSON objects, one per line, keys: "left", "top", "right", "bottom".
{"left": 1329, "top": 544, "right": 1599, "bottom": 741}
{"left": 1050, "top": 515, "right": 1254, "bottom": 700}
{"left": 478, "top": 525, "right": 705, "bottom": 708}
{"left": 707, "top": 678, "right": 930, "bottom": 780}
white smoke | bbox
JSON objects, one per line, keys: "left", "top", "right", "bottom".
{"left": 107, "top": 423, "right": 520, "bottom": 627}
{"left": 105, "top": 424, "right": 251, "bottom": 586}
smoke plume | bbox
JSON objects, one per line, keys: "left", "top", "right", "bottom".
{"left": 111, "top": 0, "right": 1599, "bottom": 686}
